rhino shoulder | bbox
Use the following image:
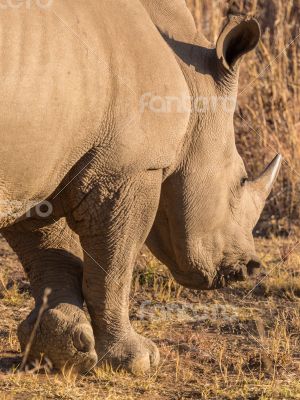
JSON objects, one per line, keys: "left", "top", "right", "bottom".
{"left": 96, "top": 0, "right": 192, "bottom": 172}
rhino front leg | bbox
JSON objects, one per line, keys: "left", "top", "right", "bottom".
{"left": 75, "top": 170, "right": 162, "bottom": 375}
{"left": 2, "top": 218, "right": 98, "bottom": 372}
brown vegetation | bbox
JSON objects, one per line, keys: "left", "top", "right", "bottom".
{"left": 1, "top": 236, "right": 300, "bottom": 399}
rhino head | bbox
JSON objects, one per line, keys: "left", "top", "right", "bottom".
{"left": 146, "top": 15, "right": 282, "bottom": 289}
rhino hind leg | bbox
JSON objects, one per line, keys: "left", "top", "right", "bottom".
{"left": 73, "top": 170, "right": 162, "bottom": 375}
{"left": 2, "top": 218, "right": 98, "bottom": 373}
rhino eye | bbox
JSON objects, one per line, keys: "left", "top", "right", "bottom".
{"left": 240, "top": 177, "right": 248, "bottom": 187}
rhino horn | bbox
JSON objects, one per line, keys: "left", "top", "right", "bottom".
{"left": 252, "top": 154, "right": 282, "bottom": 199}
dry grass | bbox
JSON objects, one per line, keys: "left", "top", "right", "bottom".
{"left": 187, "top": 0, "right": 300, "bottom": 235}
{"left": 1, "top": 236, "right": 300, "bottom": 399}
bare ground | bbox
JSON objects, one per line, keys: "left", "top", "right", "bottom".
{"left": 0, "top": 236, "right": 300, "bottom": 400}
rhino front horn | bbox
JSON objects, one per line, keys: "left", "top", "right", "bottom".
{"left": 253, "top": 154, "right": 282, "bottom": 199}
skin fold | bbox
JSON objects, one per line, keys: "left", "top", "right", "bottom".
{"left": 0, "top": 0, "right": 281, "bottom": 373}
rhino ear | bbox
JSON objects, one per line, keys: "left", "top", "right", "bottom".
{"left": 216, "top": 16, "right": 261, "bottom": 70}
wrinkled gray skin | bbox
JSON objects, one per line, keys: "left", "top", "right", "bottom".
{"left": 0, "top": 1, "right": 281, "bottom": 374}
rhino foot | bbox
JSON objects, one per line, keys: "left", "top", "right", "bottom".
{"left": 18, "top": 303, "right": 98, "bottom": 373}
{"left": 96, "top": 330, "right": 160, "bottom": 375}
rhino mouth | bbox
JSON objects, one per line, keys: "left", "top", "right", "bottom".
{"left": 213, "top": 258, "right": 261, "bottom": 288}
{"left": 170, "top": 258, "right": 260, "bottom": 290}
{"left": 151, "top": 239, "right": 260, "bottom": 290}
{"left": 213, "top": 265, "right": 249, "bottom": 288}
{"left": 171, "top": 267, "right": 244, "bottom": 290}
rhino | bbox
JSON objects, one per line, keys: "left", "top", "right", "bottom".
{"left": 0, "top": 0, "right": 281, "bottom": 374}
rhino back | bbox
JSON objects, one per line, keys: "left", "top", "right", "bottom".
{"left": 0, "top": 0, "right": 190, "bottom": 227}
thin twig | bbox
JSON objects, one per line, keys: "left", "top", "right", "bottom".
{"left": 20, "top": 288, "right": 52, "bottom": 371}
